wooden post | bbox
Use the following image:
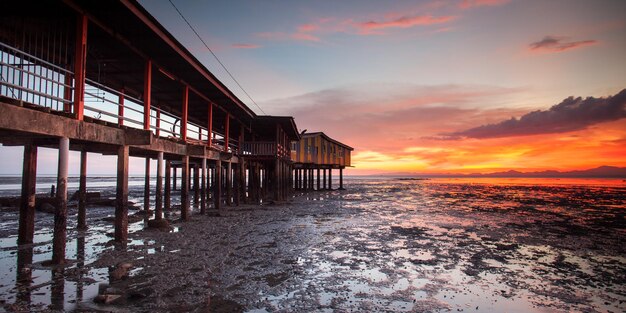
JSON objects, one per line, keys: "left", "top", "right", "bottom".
{"left": 241, "top": 160, "right": 247, "bottom": 204}
{"left": 155, "top": 152, "right": 163, "bottom": 220}
{"left": 181, "top": 85, "right": 189, "bottom": 140}
{"left": 173, "top": 166, "right": 177, "bottom": 191}
{"left": 52, "top": 137, "right": 69, "bottom": 264}
{"left": 234, "top": 160, "right": 241, "bottom": 206}
{"left": 143, "top": 59, "right": 152, "bottom": 130}
{"left": 181, "top": 156, "right": 190, "bottom": 221}
{"left": 155, "top": 109, "right": 161, "bottom": 137}
{"left": 73, "top": 14, "right": 87, "bottom": 121}
{"left": 328, "top": 168, "right": 333, "bottom": 190}
{"left": 114, "top": 146, "right": 129, "bottom": 243}
{"left": 323, "top": 169, "right": 327, "bottom": 190}
{"left": 164, "top": 159, "right": 171, "bottom": 212}
{"left": 201, "top": 158, "right": 207, "bottom": 214}
{"left": 194, "top": 164, "right": 200, "bottom": 206}
{"left": 274, "top": 159, "right": 280, "bottom": 201}
{"left": 78, "top": 150, "right": 87, "bottom": 229}
{"left": 303, "top": 167, "right": 308, "bottom": 191}
{"left": 18, "top": 144, "right": 37, "bottom": 244}
{"left": 118, "top": 88, "right": 125, "bottom": 125}
{"left": 339, "top": 168, "right": 344, "bottom": 190}
{"left": 215, "top": 160, "right": 222, "bottom": 210}
{"left": 226, "top": 162, "right": 232, "bottom": 205}
{"left": 317, "top": 168, "right": 321, "bottom": 191}
{"left": 144, "top": 158, "right": 150, "bottom": 211}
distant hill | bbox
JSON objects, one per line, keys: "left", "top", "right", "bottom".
{"left": 378, "top": 166, "right": 626, "bottom": 178}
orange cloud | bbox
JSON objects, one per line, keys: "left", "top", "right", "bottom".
{"left": 262, "top": 84, "right": 626, "bottom": 175}
{"left": 232, "top": 43, "right": 261, "bottom": 49}
{"left": 357, "top": 15, "right": 456, "bottom": 33}
{"left": 529, "top": 36, "right": 598, "bottom": 53}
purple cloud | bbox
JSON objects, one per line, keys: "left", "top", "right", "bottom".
{"left": 442, "top": 89, "right": 626, "bottom": 139}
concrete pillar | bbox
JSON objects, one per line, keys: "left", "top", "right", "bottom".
{"left": 78, "top": 150, "right": 87, "bottom": 229}
{"left": 194, "top": 164, "right": 200, "bottom": 206}
{"left": 215, "top": 160, "right": 222, "bottom": 210}
{"left": 155, "top": 152, "right": 163, "bottom": 220}
{"left": 164, "top": 160, "right": 171, "bottom": 212}
{"left": 181, "top": 156, "right": 190, "bottom": 221}
{"left": 226, "top": 161, "right": 232, "bottom": 206}
{"left": 52, "top": 137, "right": 69, "bottom": 264}
{"left": 114, "top": 145, "right": 129, "bottom": 244}
{"left": 323, "top": 169, "right": 327, "bottom": 190}
{"left": 144, "top": 158, "right": 150, "bottom": 211}
{"left": 18, "top": 144, "right": 37, "bottom": 244}
{"left": 16, "top": 245, "right": 33, "bottom": 304}
{"left": 201, "top": 158, "right": 207, "bottom": 214}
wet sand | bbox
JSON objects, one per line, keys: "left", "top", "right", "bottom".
{"left": 0, "top": 178, "right": 625, "bottom": 312}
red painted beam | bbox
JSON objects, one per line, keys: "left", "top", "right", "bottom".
{"left": 73, "top": 14, "right": 88, "bottom": 120}
{"left": 224, "top": 113, "right": 230, "bottom": 152}
{"left": 155, "top": 108, "right": 161, "bottom": 137}
{"left": 143, "top": 60, "right": 152, "bottom": 130}
{"left": 208, "top": 103, "right": 213, "bottom": 147}
{"left": 181, "top": 85, "right": 189, "bottom": 141}
{"left": 118, "top": 88, "right": 125, "bottom": 126}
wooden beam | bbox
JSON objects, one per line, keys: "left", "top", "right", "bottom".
{"left": 224, "top": 113, "right": 230, "bottom": 152}
{"left": 155, "top": 152, "right": 163, "bottom": 220}
{"left": 164, "top": 159, "right": 171, "bottom": 212}
{"left": 78, "top": 150, "right": 87, "bottom": 229}
{"left": 207, "top": 103, "right": 213, "bottom": 147}
{"left": 181, "top": 155, "right": 190, "bottom": 221}
{"left": 118, "top": 89, "right": 125, "bottom": 126}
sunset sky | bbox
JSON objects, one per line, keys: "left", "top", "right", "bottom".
{"left": 2, "top": 0, "right": 626, "bottom": 175}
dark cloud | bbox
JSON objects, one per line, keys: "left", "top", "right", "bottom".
{"left": 442, "top": 89, "right": 626, "bottom": 139}
{"left": 529, "top": 36, "right": 597, "bottom": 52}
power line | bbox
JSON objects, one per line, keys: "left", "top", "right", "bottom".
{"left": 168, "top": 0, "right": 266, "bottom": 115}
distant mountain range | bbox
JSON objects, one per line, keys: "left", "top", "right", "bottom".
{"left": 383, "top": 166, "right": 626, "bottom": 178}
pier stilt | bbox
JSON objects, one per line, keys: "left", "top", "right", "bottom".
{"left": 78, "top": 150, "right": 87, "bottom": 229}
{"left": 173, "top": 167, "right": 177, "bottom": 191}
{"left": 18, "top": 144, "right": 37, "bottom": 244}
{"left": 215, "top": 160, "right": 222, "bottom": 210}
{"left": 181, "top": 155, "right": 190, "bottom": 221}
{"left": 328, "top": 168, "right": 333, "bottom": 190}
{"left": 115, "top": 145, "right": 129, "bottom": 244}
{"left": 155, "top": 152, "right": 163, "bottom": 220}
{"left": 234, "top": 160, "right": 241, "bottom": 206}
{"left": 194, "top": 164, "right": 200, "bottom": 206}
{"left": 226, "top": 161, "right": 232, "bottom": 205}
{"left": 201, "top": 158, "right": 207, "bottom": 214}
{"left": 323, "top": 169, "right": 327, "bottom": 190}
{"left": 52, "top": 137, "right": 69, "bottom": 264}
{"left": 339, "top": 168, "right": 344, "bottom": 190}
{"left": 317, "top": 168, "right": 321, "bottom": 191}
{"left": 144, "top": 158, "right": 150, "bottom": 211}
{"left": 164, "top": 160, "right": 171, "bottom": 212}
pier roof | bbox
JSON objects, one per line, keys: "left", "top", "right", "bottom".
{"left": 301, "top": 132, "right": 353, "bottom": 150}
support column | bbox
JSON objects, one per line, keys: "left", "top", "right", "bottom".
{"left": 215, "top": 160, "right": 222, "bottom": 210}
{"left": 274, "top": 159, "right": 280, "bottom": 201}
{"left": 181, "top": 85, "right": 188, "bottom": 140}
{"left": 317, "top": 168, "right": 321, "bottom": 191}
{"left": 323, "top": 169, "right": 327, "bottom": 190}
{"left": 194, "top": 164, "right": 200, "bottom": 206}
{"left": 114, "top": 146, "right": 129, "bottom": 244}
{"left": 143, "top": 60, "right": 152, "bottom": 130}
{"left": 155, "top": 152, "right": 163, "bottom": 220}
{"left": 329, "top": 168, "right": 333, "bottom": 190}
{"left": 173, "top": 167, "right": 177, "bottom": 190}
{"left": 52, "top": 137, "right": 69, "bottom": 264}
{"left": 118, "top": 89, "right": 125, "bottom": 125}
{"left": 164, "top": 160, "right": 171, "bottom": 212}
{"left": 207, "top": 104, "right": 213, "bottom": 147}
{"left": 234, "top": 160, "right": 240, "bottom": 206}
{"left": 303, "top": 167, "right": 308, "bottom": 191}
{"left": 201, "top": 158, "right": 207, "bottom": 214}
{"left": 339, "top": 168, "right": 344, "bottom": 190}
{"left": 227, "top": 162, "right": 233, "bottom": 206}
{"left": 144, "top": 158, "right": 150, "bottom": 211}
{"left": 18, "top": 144, "right": 37, "bottom": 244}
{"left": 77, "top": 150, "right": 87, "bottom": 229}
{"left": 73, "top": 14, "right": 87, "bottom": 120}
{"left": 181, "top": 156, "right": 190, "bottom": 221}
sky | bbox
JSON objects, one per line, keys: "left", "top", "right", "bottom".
{"left": 1, "top": 0, "right": 626, "bottom": 175}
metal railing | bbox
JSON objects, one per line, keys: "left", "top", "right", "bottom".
{"left": 0, "top": 42, "right": 73, "bottom": 112}
{"left": 241, "top": 142, "right": 289, "bottom": 158}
